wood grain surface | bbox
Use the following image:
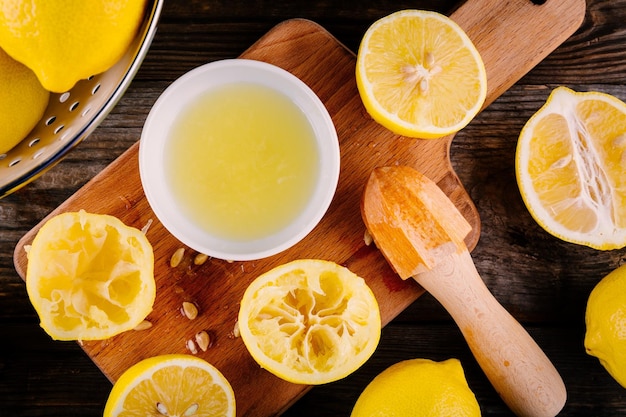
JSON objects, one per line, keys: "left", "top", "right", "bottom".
{"left": 3, "top": 0, "right": 626, "bottom": 416}
{"left": 11, "top": 1, "right": 584, "bottom": 415}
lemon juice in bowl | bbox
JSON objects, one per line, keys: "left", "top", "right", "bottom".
{"left": 139, "top": 59, "right": 340, "bottom": 261}
{"left": 166, "top": 82, "right": 319, "bottom": 241}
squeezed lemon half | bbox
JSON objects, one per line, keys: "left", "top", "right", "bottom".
{"left": 237, "top": 259, "right": 381, "bottom": 385}
{"left": 26, "top": 210, "right": 155, "bottom": 341}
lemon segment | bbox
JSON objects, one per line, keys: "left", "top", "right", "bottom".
{"left": 0, "top": 0, "right": 147, "bottom": 93}
{"left": 237, "top": 259, "right": 381, "bottom": 385}
{"left": 0, "top": 47, "right": 49, "bottom": 154}
{"left": 585, "top": 264, "right": 626, "bottom": 388}
{"left": 26, "top": 210, "right": 155, "bottom": 341}
{"left": 515, "top": 86, "right": 626, "bottom": 250}
{"left": 103, "top": 354, "right": 235, "bottom": 417}
{"left": 350, "top": 358, "right": 481, "bottom": 417}
{"left": 355, "top": 9, "right": 487, "bottom": 139}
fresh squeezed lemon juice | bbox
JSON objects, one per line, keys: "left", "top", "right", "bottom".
{"left": 166, "top": 82, "right": 320, "bottom": 241}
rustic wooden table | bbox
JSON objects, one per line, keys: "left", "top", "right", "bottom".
{"left": 1, "top": 0, "right": 626, "bottom": 415}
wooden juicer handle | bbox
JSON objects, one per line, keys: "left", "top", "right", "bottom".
{"left": 361, "top": 166, "right": 566, "bottom": 417}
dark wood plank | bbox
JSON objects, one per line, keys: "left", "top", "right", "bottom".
{"left": 3, "top": 0, "right": 626, "bottom": 416}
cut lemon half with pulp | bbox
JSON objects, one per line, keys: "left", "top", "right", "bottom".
{"left": 238, "top": 259, "right": 381, "bottom": 385}
{"left": 103, "top": 354, "right": 235, "bottom": 417}
{"left": 355, "top": 9, "right": 487, "bottom": 139}
{"left": 26, "top": 210, "right": 155, "bottom": 340}
{"left": 516, "top": 87, "right": 626, "bottom": 250}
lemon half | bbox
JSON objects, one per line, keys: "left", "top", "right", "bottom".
{"left": 238, "top": 259, "right": 381, "bottom": 385}
{"left": 104, "top": 354, "right": 235, "bottom": 417}
{"left": 356, "top": 9, "right": 487, "bottom": 139}
{"left": 516, "top": 87, "right": 626, "bottom": 250}
{"left": 26, "top": 210, "right": 155, "bottom": 341}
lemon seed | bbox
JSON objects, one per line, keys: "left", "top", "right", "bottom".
{"left": 186, "top": 339, "right": 198, "bottom": 354}
{"left": 184, "top": 403, "right": 199, "bottom": 416}
{"left": 170, "top": 247, "right": 185, "bottom": 267}
{"left": 133, "top": 320, "right": 152, "bottom": 331}
{"left": 364, "top": 229, "right": 373, "bottom": 246}
{"left": 182, "top": 302, "right": 198, "bottom": 320}
{"left": 195, "top": 330, "right": 212, "bottom": 351}
{"left": 156, "top": 402, "right": 168, "bottom": 415}
{"left": 425, "top": 51, "right": 435, "bottom": 68}
{"left": 194, "top": 253, "right": 208, "bottom": 265}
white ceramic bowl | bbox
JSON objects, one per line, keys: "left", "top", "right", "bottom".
{"left": 139, "top": 59, "right": 340, "bottom": 261}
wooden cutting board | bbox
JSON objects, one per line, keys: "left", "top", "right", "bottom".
{"left": 14, "top": 0, "right": 584, "bottom": 415}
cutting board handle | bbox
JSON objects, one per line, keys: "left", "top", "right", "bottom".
{"left": 451, "top": 0, "right": 586, "bottom": 109}
{"left": 416, "top": 250, "right": 566, "bottom": 417}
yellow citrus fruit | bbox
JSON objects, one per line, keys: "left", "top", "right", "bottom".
{"left": 515, "top": 86, "right": 626, "bottom": 250}
{"left": 350, "top": 358, "right": 481, "bottom": 417}
{"left": 355, "top": 9, "right": 487, "bottom": 139}
{"left": 0, "top": 47, "right": 49, "bottom": 154}
{"left": 585, "top": 264, "right": 626, "bottom": 387}
{"left": 26, "top": 210, "right": 155, "bottom": 341}
{"left": 0, "top": 0, "right": 147, "bottom": 93}
{"left": 237, "top": 259, "right": 381, "bottom": 385}
{"left": 103, "top": 354, "right": 236, "bottom": 417}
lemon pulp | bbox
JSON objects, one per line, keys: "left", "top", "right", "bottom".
{"left": 238, "top": 259, "right": 381, "bottom": 385}
{"left": 166, "top": 82, "right": 319, "bottom": 241}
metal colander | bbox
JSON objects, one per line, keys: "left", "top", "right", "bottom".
{"left": 0, "top": 0, "right": 163, "bottom": 198}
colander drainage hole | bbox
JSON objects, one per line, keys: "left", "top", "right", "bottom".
{"left": 92, "top": 83, "right": 101, "bottom": 95}
{"left": 54, "top": 125, "right": 65, "bottom": 135}
{"left": 69, "top": 101, "right": 80, "bottom": 111}
{"left": 8, "top": 158, "right": 21, "bottom": 167}
{"left": 29, "top": 138, "right": 41, "bottom": 147}
{"left": 45, "top": 116, "right": 56, "bottom": 126}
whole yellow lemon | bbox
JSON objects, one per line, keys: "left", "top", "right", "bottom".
{"left": 350, "top": 358, "right": 481, "bottom": 417}
{"left": 585, "top": 264, "right": 626, "bottom": 387}
{"left": 0, "top": 0, "right": 147, "bottom": 93}
{"left": 0, "top": 47, "right": 49, "bottom": 154}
